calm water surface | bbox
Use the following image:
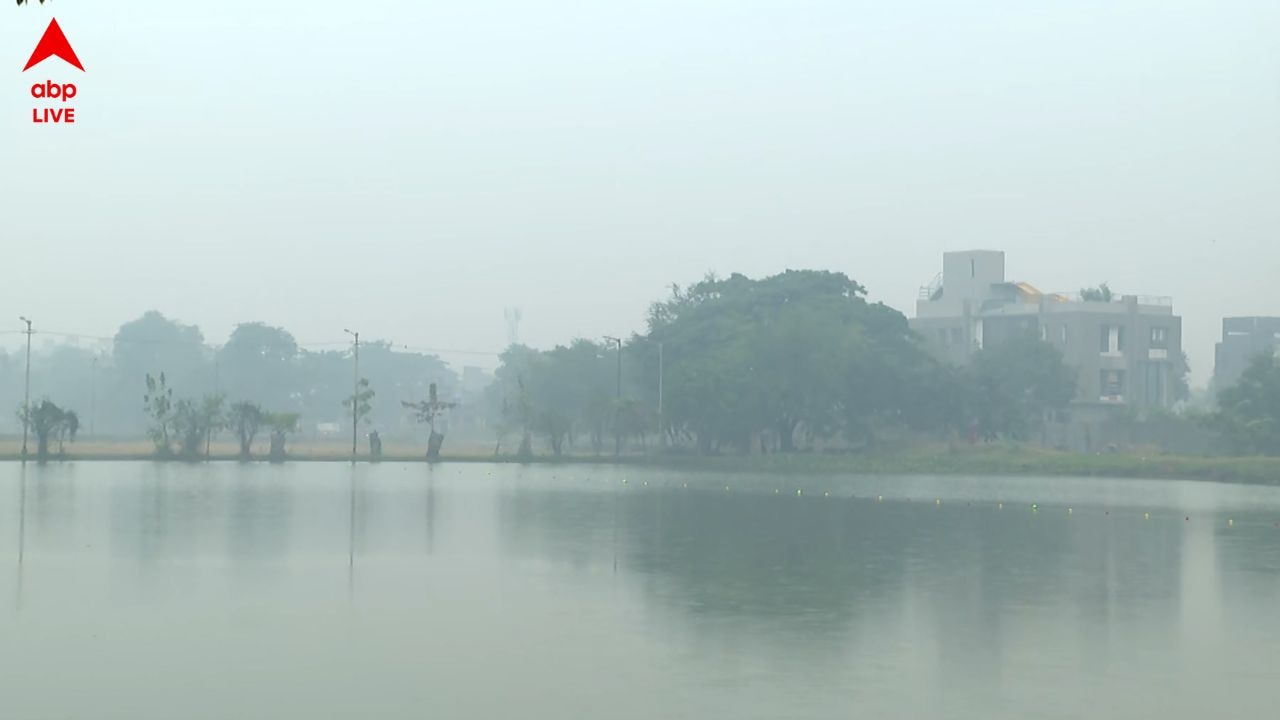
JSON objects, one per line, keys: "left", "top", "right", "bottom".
{"left": 2, "top": 462, "right": 1279, "bottom": 719}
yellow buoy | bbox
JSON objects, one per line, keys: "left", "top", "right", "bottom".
{"left": 1144, "top": 512, "right": 1150, "bottom": 520}
{"left": 796, "top": 489, "right": 803, "bottom": 497}
{"left": 1228, "top": 518, "right": 1234, "bottom": 527}
{"left": 1067, "top": 507, "right": 1073, "bottom": 515}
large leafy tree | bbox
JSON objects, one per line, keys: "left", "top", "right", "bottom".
{"left": 1215, "top": 354, "right": 1280, "bottom": 455}
{"left": 218, "top": 323, "right": 300, "bottom": 412}
{"left": 967, "top": 333, "right": 1076, "bottom": 441}
{"left": 642, "top": 270, "right": 937, "bottom": 453}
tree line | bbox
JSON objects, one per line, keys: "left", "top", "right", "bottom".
{"left": 486, "top": 271, "right": 1079, "bottom": 457}
{"left": 486, "top": 270, "right": 1280, "bottom": 458}
{"left": 9, "top": 272, "right": 1280, "bottom": 460}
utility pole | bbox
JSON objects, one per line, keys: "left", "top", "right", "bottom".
{"left": 657, "top": 341, "right": 664, "bottom": 451}
{"left": 89, "top": 355, "right": 97, "bottom": 436}
{"left": 18, "top": 317, "right": 33, "bottom": 460}
{"left": 604, "top": 336, "right": 622, "bottom": 457}
{"left": 344, "top": 328, "right": 360, "bottom": 460}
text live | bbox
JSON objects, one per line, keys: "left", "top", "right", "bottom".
{"left": 31, "top": 81, "right": 76, "bottom": 124}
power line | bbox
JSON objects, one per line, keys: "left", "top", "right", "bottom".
{"left": 11, "top": 328, "right": 502, "bottom": 358}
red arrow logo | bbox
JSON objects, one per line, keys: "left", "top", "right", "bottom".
{"left": 23, "top": 18, "right": 84, "bottom": 72}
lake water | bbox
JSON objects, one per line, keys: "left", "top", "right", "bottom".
{"left": 2, "top": 462, "right": 1279, "bottom": 719}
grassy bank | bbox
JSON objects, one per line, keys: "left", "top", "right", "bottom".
{"left": 0, "top": 440, "right": 1276, "bottom": 485}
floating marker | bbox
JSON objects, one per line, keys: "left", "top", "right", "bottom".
{"left": 824, "top": 492, "right": 830, "bottom": 498}
{"left": 724, "top": 485, "right": 730, "bottom": 492}
{"left": 935, "top": 499, "right": 941, "bottom": 506}
{"left": 621, "top": 479, "right": 628, "bottom": 484}
{"left": 877, "top": 495, "right": 883, "bottom": 502}
{"left": 1185, "top": 516, "right": 1190, "bottom": 522}
{"left": 774, "top": 489, "right": 780, "bottom": 495}
{"left": 997, "top": 502, "right": 1003, "bottom": 510}
{"left": 1067, "top": 507, "right": 1073, "bottom": 514}
{"left": 1031, "top": 503, "right": 1039, "bottom": 511}
{"left": 1144, "top": 512, "right": 1150, "bottom": 520}
{"left": 683, "top": 482, "right": 688, "bottom": 489}
{"left": 1228, "top": 518, "right": 1234, "bottom": 527}
{"left": 796, "top": 489, "right": 803, "bottom": 497}
{"left": 643, "top": 481, "right": 648, "bottom": 486}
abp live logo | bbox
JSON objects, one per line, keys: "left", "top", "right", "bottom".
{"left": 24, "top": 18, "right": 85, "bottom": 125}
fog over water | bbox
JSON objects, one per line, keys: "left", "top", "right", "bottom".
{"left": 3, "top": 463, "right": 1280, "bottom": 719}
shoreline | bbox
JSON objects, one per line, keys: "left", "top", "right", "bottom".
{"left": 0, "top": 446, "right": 1277, "bottom": 485}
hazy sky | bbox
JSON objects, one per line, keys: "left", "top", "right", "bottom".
{"left": 3, "top": 0, "right": 1277, "bottom": 383}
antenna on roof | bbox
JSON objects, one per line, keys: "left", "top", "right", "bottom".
{"left": 504, "top": 307, "right": 522, "bottom": 346}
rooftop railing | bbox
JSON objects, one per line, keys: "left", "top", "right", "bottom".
{"left": 1048, "top": 292, "right": 1173, "bottom": 306}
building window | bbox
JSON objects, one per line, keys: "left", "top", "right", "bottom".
{"left": 1144, "top": 362, "right": 1165, "bottom": 407}
{"left": 1100, "top": 325, "right": 1124, "bottom": 355}
{"left": 1150, "top": 327, "right": 1168, "bottom": 349}
{"left": 1100, "top": 369, "right": 1125, "bottom": 400}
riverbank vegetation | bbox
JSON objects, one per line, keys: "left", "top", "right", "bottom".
{"left": 5, "top": 271, "right": 1279, "bottom": 473}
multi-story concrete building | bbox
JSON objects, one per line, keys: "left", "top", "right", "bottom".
{"left": 1213, "top": 317, "right": 1280, "bottom": 395}
{"left": 912, "top": 250, "right": 1184, "bottom": 412}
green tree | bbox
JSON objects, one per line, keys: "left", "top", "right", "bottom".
{"left": 642, "top": 270, "right": 938, "bottom": 453}
{"left": 342, "top": 378, "right": 375, "bottom": 435}
{"left": 217, "top": 323, "right": 299, "bottom": 412}
{"left": 172, "top": 394, "right": 225, "bottom": 460}
{"left": 1214, "top": 354, "right": 1280, "bottom": 455}
{"left": 16, "top": 399, "right": 78, "bottom": 461}
{"left": 227, "top": 401, "right": 265, "bottom": 460}
{"left": 1079, "top": 283, "right": 1114, "bottom": 302}
{"left": 143, "top": 372, "right": 176, "bottom": 457}
{"left": 266, "top": 412, "right": 300, "bottom": 462}
{"left": 967, "top": 333, "right": 1076, "bottom": 441}
{"left": 402, "top": 382, "right": 458, "bottom": 461}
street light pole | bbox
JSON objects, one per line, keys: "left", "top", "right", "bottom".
{"left": 604, "top": 336, "right": 622, "bottom": 457}
{"left": 657, "top": 341, "right": 664, "bottom": 451}
{"left": 344, "top": 328, "right": 360, "bottom": 460}
{"left": 90, "top": 355, "right": 97, "bottom": 437}
{"left": 18, "top": 317, "right": 33, "bottom": 460}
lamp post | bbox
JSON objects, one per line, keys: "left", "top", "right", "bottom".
{"left": 604, "top": 336, "right": 622, "bottom": 457}
{"left": 18, "top": 317, "right": 33, "bottom": 460}
{"left": 90, "top": 355, "right": 97, "bottom": 437}
{"left": 343, "top": 328, "right": 359, "bottom": 460}
{"left": 657, "top": 341, "right": 664, "bottom": 450}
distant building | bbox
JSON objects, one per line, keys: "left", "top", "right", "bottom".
{"left": 912, "top": 250, "right": 1184, "bottom": 417}
{"left": 1213, "top": 317, "right": 1280, "bottom": 395}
